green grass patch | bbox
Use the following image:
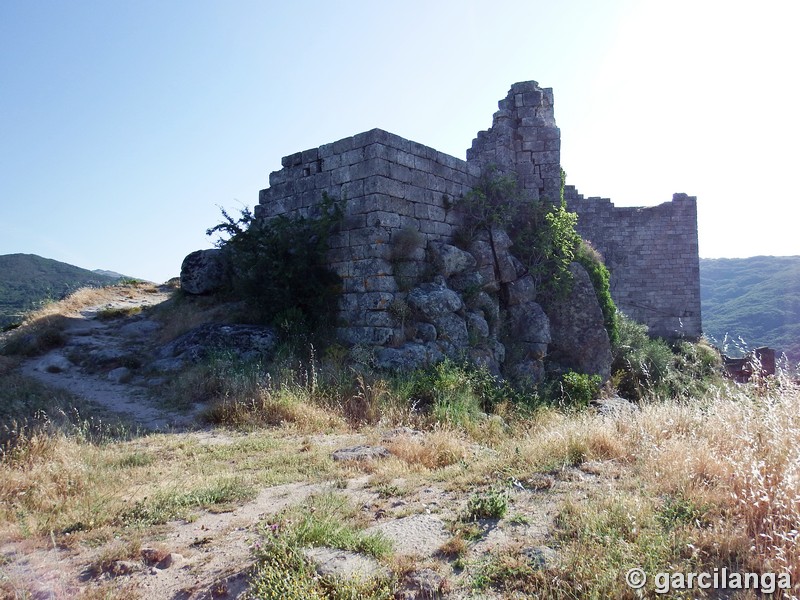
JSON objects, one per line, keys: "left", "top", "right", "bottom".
{"left": 118, "top": 478, "right": 255, "bottom": 526}
{"left": 249, "top": 492, "right": 395, "bottom": 599}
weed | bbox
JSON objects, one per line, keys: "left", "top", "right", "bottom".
{"left": 464, "top": 488, "right": 508, "bottom": 521}
{"left": 384, "top": 428, "right": 466, "bottom": 470}
{"left": 575, "top": 239, "right": 619, "bottom": 346}
{"left": 390, "top": 227, "right": 424, "bottom": 261}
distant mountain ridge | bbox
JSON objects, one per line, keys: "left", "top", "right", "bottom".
{"left": 700, "top": 256, "right": 800, "bottom": 364}
{"left": 0, "top": 254, "right": 125, "bottom": 327}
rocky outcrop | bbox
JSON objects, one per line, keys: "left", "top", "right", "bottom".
{"left": 542, "top": 262, "right": 612, "bottom": 380}
{"left": 180, "top": 249, "right": 231, "bottom": 295}
{"left": 153, "top": 323, "right": 276, "bottom": 371}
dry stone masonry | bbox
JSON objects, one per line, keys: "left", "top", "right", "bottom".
{"left": 183, "top": 80, "right": 702, "bottom": 380}
{"left": 564, "top": 189, "right": 702, "bottom": 339}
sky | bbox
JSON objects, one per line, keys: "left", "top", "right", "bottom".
{"left": 1, "top": 0, "right": 798, "bottom": 283}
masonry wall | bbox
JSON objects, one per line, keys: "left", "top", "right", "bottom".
{"left": 253, "top": 81, "right": 703, "bottom": 346}
{"left": 564, "top": 187, "right": 702, "bottom": 339}
{"left": 255, "top": 128, "right": 478, "bottom": 346}
{"left": 467, "top": 81, "right": 562, "bottom": 202}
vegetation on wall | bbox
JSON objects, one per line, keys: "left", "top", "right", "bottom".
{"left": 457, "top": 168, "right": 581, "bottom": 298}
{"left": 575, "top": 240, "right": 619, "bottom": 346}
{"left": 207, "top": 193, "right": 344, "bottom": 335}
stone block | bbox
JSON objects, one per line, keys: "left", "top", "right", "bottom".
{"left": 358, "top": 292, "right": 395, "bottom": 311}
{"left": 522, "top": 91, "right": 543, "bottom": 106}
{"left": 322, "top": 152, "right": 342, "bottom": 171}
{"left": 365, "top": 276, "right": 399, "bottom": 292}
{"left": 364, "top": 311, "right": 394, "bottom": 327}
{"left": 399, "top": 215, "right": 420, "bottom": 230}
{"left": 364, "top": 143, "right": 392, "bottom": 161}
{"left": 366, "top": 211, "right": 401, "bottom": 228}
{"left": 404, "top": 185, "right": 428, "bottom": 204}
{"left": 301, "top": 148, "right": 318, "bottom": 163}
{"left": 341, "top": 147, "right": 366, "bottom": 166}
{"left": 389, "top": 162, "right": 413, "bottom": 183}
{"left": 332, "top": 136, "right": 354, "bottom": 154}
{"left": 395, "top": 151, "right": 417, "bottom": 169}
{"left": 268, "top": 170, "right": 287, "bottom": 186}
{"left": 341, "top": 179, "right": 365, "bottom": 200}
{"left": 331, "top": 166, "right": 352, "bottom": 185}
{"left": 349, "top": 227, "right": 385, "bottom": 246}
{"left": 414, "top": 203, "right": 446, "bottom": 221}
{"left": 411, "top": 169, "right": 431, "bottom": 189}
{"left": 282, "top": 152, "right": 302, "bottom": 167}
{"left": 364, "top": 176, "right": 406, "bottom": 198}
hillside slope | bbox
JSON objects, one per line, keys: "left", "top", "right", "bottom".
{"left": 700, "top": 256, "right": 800, "bottom": 362}
{"left": 0, "top": 254, "right": 120, "bottom": 326}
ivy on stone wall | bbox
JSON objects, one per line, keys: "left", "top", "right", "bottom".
{"left": 207, "top": 193, "right": 344, "bottom": 334}
{"left": 575, "top": 240, "right": 619, "bottom": 346}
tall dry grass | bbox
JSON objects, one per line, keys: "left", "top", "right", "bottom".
{"left": 501, "top": 372, "right": 800, "bottom": 587}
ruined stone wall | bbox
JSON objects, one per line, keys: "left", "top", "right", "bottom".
{"left": 254, "top": 128, "right": 479, "bottom": 346}
{"left": 467, "top": 81, "right": 562, "bottom": 203}
{"left": 251, "top": 80, "right": 702, "bottom": 353}
{"left": 564, "top": 187, "right": 702, "bottom": 339}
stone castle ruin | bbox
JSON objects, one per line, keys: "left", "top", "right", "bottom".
{"left": 184, "top": 81, "right": 701, "bottom": 381}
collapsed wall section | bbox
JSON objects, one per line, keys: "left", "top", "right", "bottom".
{"left": 255, "top": 128, "right": 479, "bottom": 346}
{"left": 565, "top": 187, "right": 702, "bottom": 339}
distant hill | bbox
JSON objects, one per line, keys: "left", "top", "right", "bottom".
{"left": 92, "top": 269, "right": 130, "bottom": 279}
{"left": 0, "top": 254, "right": 123, "bottom": 327}
{"left": 700, "top": 256, "right": 800, "bottom": 363}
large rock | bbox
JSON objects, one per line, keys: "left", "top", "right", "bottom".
{"left": 180, "top": 249, "right": 231, "bottom": 295}
{"left": 507, "top": 301, "right": 551, "bottom": 346}
{"left": 375, "top": 342, "right": 443, "bottom": 371}
{"left": 543, "top": 262, "right": 612, "bottom": 380}
{"left": 428, "top": 242, "right": 476, "bottom": 277}
{"left": 407, "top": 281, "right": 463, "bottom": 319}
{"left": 156, "top": 323, "right": 277, "bottom": 364}
{"left": 430, "top": 313, "right": 469, "bottom": 348}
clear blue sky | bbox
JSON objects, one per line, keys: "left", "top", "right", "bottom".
{"left": 1, "top": 0, "right": 798, "bottom": 283}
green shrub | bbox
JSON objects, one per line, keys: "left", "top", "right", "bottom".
{"left": 557, "top": 371, "right": 601, "bottom": 408}
{"left": 611, "top": 315, "right": 723, "bottom": 401}
{"left": 207, "top": 193, "right": 344, "bottom": 335}
{"left": 392, "top": 359, "right": 539, "bottom": 425}
{"left": 575, "top": 240, "right": 619, "bottom": 346}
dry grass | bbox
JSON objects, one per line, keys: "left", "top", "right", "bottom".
{"left": 384, "top": 428, "right": 467, "bottom": 470}
{"left": 0, "top": 425, "right": 341, "bottom": 539}
{"left": 203, "top": 385, "right": 348, "bottom": 433}
{"left": 149, "top": 290, "right": 243, "bottom": 343}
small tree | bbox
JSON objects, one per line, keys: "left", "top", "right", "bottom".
{"left": 207, "top": 194, "right": 344, "bottom": 335}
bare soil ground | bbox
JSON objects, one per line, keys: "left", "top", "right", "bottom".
{"left": 0, "top": 287, "right": 625, "bottom": 599}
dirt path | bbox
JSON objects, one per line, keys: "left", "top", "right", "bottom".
{"left": 19, "top": 286, "right": 199, "bottom": 431}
